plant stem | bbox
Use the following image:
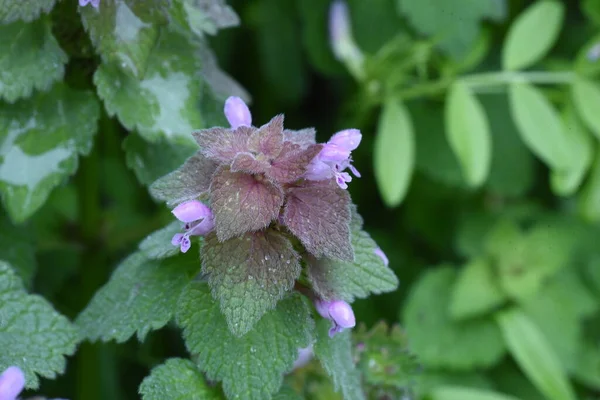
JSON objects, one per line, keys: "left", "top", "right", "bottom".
{"left": 395, "top": 70, "right": 575, "bottom": 101}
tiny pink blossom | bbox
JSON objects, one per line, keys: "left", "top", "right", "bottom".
{"left": 319, "top": 144, "right": 351, "bottom": 163}
{"left": 172, "top": 200, "right": 212, "bottom": 223}
{"left": 224, "top": 96, "right": 252, "bottom": 129}
{"left": 315, "top": 299, "right": 356, "bottom": 337}
{"left": 170, "top": 201, "right": 214, "bottom": 252}
{"left": 374, "top": 247, "right": 389, "bottom": 266}
{"left": 79, "top": 0, "right": 100, "bottom": 8}
{"left": 0, "top": 366, "right": 25, "bottom": 400}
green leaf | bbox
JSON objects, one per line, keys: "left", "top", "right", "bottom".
{"left": 550, "top": 104, "right": 594, "bottom": 196}
{"left": 76, "top": 251, "right": 200, "bottom": 343}
{"left": 0, "top": 212, "right": 36, "bottom": 285}
{"left": 353, "top": 322, "right": 419, "bottom": 391}
{"left": 94, "top": 29, "right": 203, "bottom": 145}
{"left": 486, "top": 220, "right": 572, "bottom": 301}
{"left": 138, "top": 221, "right": 183, "bottom": 260}
{"left": 273, "top": 385, "right": 303, "bottom": 400}
{"left": 0, "top": 19, "right": 67, "bottom": 103}
{"left": 572, "top": 76, "right": 600, "bottom": 140}
{"left": 307, "top": 208, "right": 398, "bottom": 302}
{"left": 575, "top": 33, "right": 600, "bottom": 77}
{"left": 496, "top": 308, "right": 576, "bottom": 400}
{"left": 177, "top": 283, "right": 314, "bottom": 400}
{"left": 201, "top": 229, "right": 300, "bottom": 337}
{"left": 374, "top": 97, "right": 415, "bottom": 206}
{"left": 314, "top": 319, "right": 365, "bottom": 400}
{"left": 173, "top": 0, "right": 239, "bottom": 37}
{"left": 0, "top": 0, "right": 55, "bottom": 23}
{"left": 502, "top": 1, "right": 564, "bottom": 70}
{"left": 80, "top": 0, "right": 169, "bottom": 78}
{"left": 431, "top": 386, "right": 522, "bottom": 400}
{"left": 445, "top": 82, "right": 491, "bottom": 187}
{"left": 397, "top": 0, "right": 505, "bottom": 59}
{"left": 521, "top": 270, "right": 598, "bottom": 371}
{"left": 0, "top": 261, "right": 79, "bottom": 389}
{"left": 0, "top": 83, "right": 100, "bottom": 223}
{"left": 402, "top": 267, "right": 506, "bottom": 369}
{"left": 414, "top": 371, "right": 495, "bottom": 398}
{"left": 449, "top": 258, "right": 506, "bottom": 320}
{"left": 480, "top": 93, "right": 535, "bottom": 197}
{"left": 578, "top": 146, "right": 600, "bottom": 222}
{"left": 139, "top": 358, "right": 220, "bottom": 400}
{"left": 123, "top": 132, "right": 197, "bottom": 186}
{"left": 509, "top": 83, "right": 573, "bottom": 172}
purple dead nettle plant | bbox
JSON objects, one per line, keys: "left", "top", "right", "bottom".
{"left": 151, "top": 96, "right": 370, "bottom": 335}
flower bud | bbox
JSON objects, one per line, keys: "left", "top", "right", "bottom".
{"left": 328, "top": 129, "right": 362, "bottom": 152}
{"left": 172, "top": 200, "right": 212, "bottom": 223}
{"left": 329, "top": 1, "right": 365, "bottom": 79}
{"left": 0, "top": 366, "right": 25, "bottom": 400}
{"left": 314, "top": 299, "right": 356, "bottom": 338}
{"left": 224, "top": 96, "right": 252, "bottom": 129}
{"left": 374, "top": 247, "right": 389, "bottom": 266}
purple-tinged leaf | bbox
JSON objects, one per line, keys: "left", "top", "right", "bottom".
{"left": 230, "top": 152, "right": 269, "bottom": 175}
{"left": 201, "top": 230, "right": 301, "bottom": 336}
{"left": 284, "top": 128, "right": 316, "bottom": 147}
{"left": 307, "top": 208, "right": 398, "bottom": 301}
{"left": 193, "top": 126, "right": 253, "bottom": 163}
{"left": 150, "top": 152, "right": 217, "bottom": 206}
{"left": 210, "top": 167, "right": 284, "bottom": 240}
{"left": 247, "top": 114, "right": 285, "bottom": 158}
{"left": 282, "top": 179, "right": 353, "bottom": 261}
{"left": 267, "top": 143, "right": 323, "bottom": 183}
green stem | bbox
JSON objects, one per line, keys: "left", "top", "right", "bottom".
{"left": 395, "top": 70, "right": 575, "bottom": 101}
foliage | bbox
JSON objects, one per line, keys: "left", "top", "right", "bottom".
{"left": 1, "top": 0, "right": 600, "bottom": 399}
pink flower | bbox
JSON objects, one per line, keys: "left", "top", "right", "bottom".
{"left": 79, "top": 0, "right": 100, "bottom": 8}
{"left": 291, "top": 345, "right": 313, "bottom": 370}
{"left": 171, "top": 200, "right": 214, "bottom": 253}
{"left": 0, "top": 366, "right": 25, "bottom": 400}
{"left": 224, "top": 96, "right": 252, "bottom": 129}
{"left": 315, "top": 299, "right": 356, "bottom": 337}
{"left": 304, "top": 129, "right": 362, "bottom": 189}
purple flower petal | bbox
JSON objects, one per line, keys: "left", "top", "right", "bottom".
{"left": 188, "top": 215, "right": 215, "bottom": 236}
{"left": 0, "top": 366, "right": 25, "bottom": 400}
{"left": 304, "top": 159, "right": 334, "bottom": 181}
{"left": 172, "top": 200, "right": 212, "bottom": 223}
{"left": 319, "top": 143, "right": 351, "bottom": 163}
{"left": 374, "top": 247, "right": 389, "bottom": 266}
{"left": 329, "top": 0, "right": 351, "bottom": 60}
{"left": 171, "top": 233, "right": 184, "bottom": 246}
{"left": 328, "top": 129, "right": 362, "bottom": 151}
{"left": 328, "top": 300, "right": 355, "bottom": 329}
{"left": 347, "top": 163, "right": 361, "bottom": 178}
{"left": 180, "top": 236, "right": 191, "bottom": 253}
{"left": 224, "top": 96, "right": 252, "bottom": 129}
{"left": 91, "top": 0, "right": 100, "bottom": 7}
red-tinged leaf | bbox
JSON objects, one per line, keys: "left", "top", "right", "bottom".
{"left": 230, "top": 152, "right": 269, "bottom": 175}
{"left": 247, "top": 114, "right": 284, "bottom": 158}
{"left": 210, "top": 167, "right": 284, "bottom": 240}
{"left": 193, "top": 126, "right": 253, "bottom": 163}
{"left": 201, "top": 229, "right": 301, "bottom": 336}
{"left": 267, "top": 143, "right": 323, "bottom": 183}
{"left": 150, "top": 152, "right": 218, "bottom": 206}
{"left": 282, "top": 179, "right": 354, "bottom": 261}
{"left": 283, "top": 128, "right": 316, "bottom": 147}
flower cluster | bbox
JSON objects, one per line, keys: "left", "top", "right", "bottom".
{"left": 152, "top": 96, "right": 368, "bottom": 335}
